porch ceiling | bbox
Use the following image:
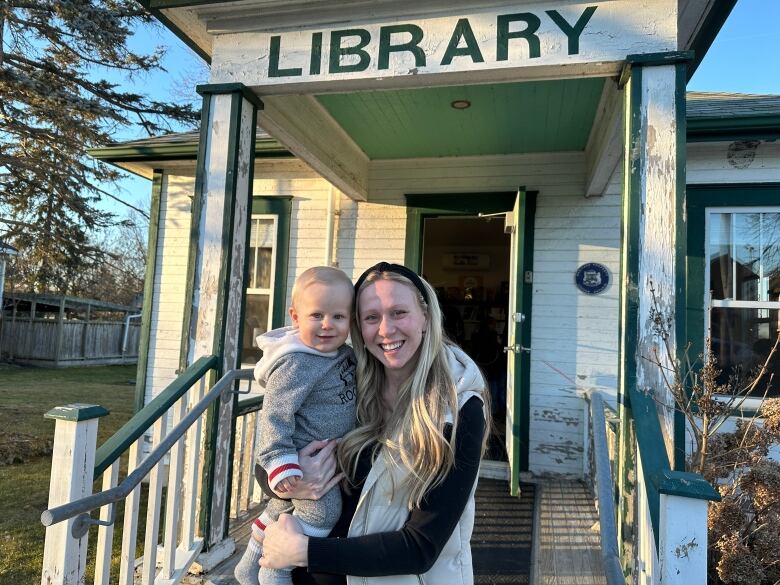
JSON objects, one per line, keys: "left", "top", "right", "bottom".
{"left": 315, "top": 78, "right": 604, "bottom": 159}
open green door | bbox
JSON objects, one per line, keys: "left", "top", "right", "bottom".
{"left": 505, "top": 189, "right": 533, "bottom": 496}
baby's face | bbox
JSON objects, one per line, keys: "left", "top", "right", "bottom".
{"left": 289, "top": 282, "right": 352, "bottom": 352}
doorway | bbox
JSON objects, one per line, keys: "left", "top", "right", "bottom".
{"left": 421, "top": 216, "right": 511, "bottom": 462}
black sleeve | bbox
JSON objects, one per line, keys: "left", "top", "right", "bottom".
{"left": 306, "top": 396, "right": 485, "bottom": 576}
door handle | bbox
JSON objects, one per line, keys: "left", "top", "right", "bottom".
{"left": 503, "top": 344, "right": 531, "bottom": 353}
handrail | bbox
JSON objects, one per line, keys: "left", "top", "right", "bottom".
{"left": 41, "top": 365, "right": 242, "bottom": 529}
{"left": 93, "top": 355, "right": 218, "bottom": 477}
{"left": 590, "top": 392, "right": 628, "bottom": 585}
{"left": 627, "top": 385, "right": 719, "bottom": 549}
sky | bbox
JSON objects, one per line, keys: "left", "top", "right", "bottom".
{"left": 103, "top": 0, "right": 780, "bottom": 218}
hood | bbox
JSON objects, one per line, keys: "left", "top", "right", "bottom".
{"left": 444, "top": 343, "right": 487, "bottom": 417}
{"left": 252, "top": 326, "right": 337, "bottom": 385}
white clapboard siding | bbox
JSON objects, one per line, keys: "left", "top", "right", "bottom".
{"left": 146, "top": 174, "right": 194, "bottom": 404}
{"left": 367, "top": 151, "right": 620, "bottom": 476}
{"left": 147, "top": 152, "right": 621, "bottom": 477}
{"left": 688, "top": 140, "right": 780, "bottom": 184}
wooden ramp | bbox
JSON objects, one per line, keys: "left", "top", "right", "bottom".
{"left": 185, "top": 479, "right": 605, "bottom": 585}
{"left": 533, "top": 480, "right": 607, "bottom": 585}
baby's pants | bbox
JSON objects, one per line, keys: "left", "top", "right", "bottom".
{"left": 260, "top": 487, "right": 342, "bottom": 585}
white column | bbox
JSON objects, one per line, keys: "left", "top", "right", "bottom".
{"left": 659, "top": 494, "right": 709, "bottom": 583}
{"left": 184, "top": 83, "right": 261, "bottom": 549}
{"left": 40, "top": 404, "right": 108, "bottom": 585}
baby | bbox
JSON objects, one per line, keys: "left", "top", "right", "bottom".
{"left": 235, "top": 266, "right": 357, "bottom": 585}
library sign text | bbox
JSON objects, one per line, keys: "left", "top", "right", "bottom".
{"left": 267, "top": 7, "right": 597, "bottom": 78}
{"left": 210, "top": 1, "right": 677, "bottom": 86}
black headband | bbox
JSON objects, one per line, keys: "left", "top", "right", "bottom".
{"left": 354, "top": 262, "right": 430, "bottom": 303}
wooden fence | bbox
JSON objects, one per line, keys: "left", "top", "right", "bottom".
{"left": 0, "top": 317, "right": 140, "bottom": 366}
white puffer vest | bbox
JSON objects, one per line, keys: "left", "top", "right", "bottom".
{"left": 346, "top": 345, "right": 486, "bottom": 585}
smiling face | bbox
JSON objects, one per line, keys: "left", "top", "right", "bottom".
{"left": 357, "top": 279, "right": 428, "bottom": 382}
{"left": 289, "top": 281, "right": 352, "bottom": 352}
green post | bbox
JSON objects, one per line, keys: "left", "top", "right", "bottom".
{"left": 182, "top": 83, "right": 262, "bottom": 554}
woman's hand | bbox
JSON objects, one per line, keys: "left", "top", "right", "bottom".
{"left": 271, "top": 439, "right": 344, "bottom": 500}
{"left": 259, "top": 514, "right": 309, "bottom": 569}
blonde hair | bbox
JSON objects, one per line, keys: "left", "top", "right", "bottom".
{"left": 338, "top": 270, "right": 464, "bottom": 509}
{"left": 290, "top": 266, "right": 353, "bottom": 309}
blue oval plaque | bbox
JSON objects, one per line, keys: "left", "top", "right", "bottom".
{"left": 575, "top": 263, "right": 610, "bottom": 295}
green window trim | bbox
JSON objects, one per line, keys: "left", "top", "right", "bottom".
{"left": 248, "top": 196, "right": 292, "bottom": 330}
{"left": 686, "top": 183, "right": 780, "bottom": 403}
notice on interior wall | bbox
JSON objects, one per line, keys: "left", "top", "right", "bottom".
{"left": 444, "top": 253, "right": 490, "bottom": 271}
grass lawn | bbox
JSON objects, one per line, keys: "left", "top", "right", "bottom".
{"left": 0, "top": 363, "right": 137, "bottom": 585}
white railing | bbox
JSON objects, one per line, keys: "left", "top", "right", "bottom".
{"left": 230, "top": 392, "right": 264, "bottom": 522}
{"left": 39, "top": 357, "right": 255, "bottom": 585}
{"left": 589, "top": 387, "right": 719, "bottom": 585}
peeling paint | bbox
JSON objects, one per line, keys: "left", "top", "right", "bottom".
{"left": 674, "top": 537, "right": 699, "bottom": 559}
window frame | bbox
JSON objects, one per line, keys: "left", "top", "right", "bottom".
{"left": 687, "top": 184, "right": 780, "bottom": 403}
{"left": 239, "top": 196, "right": 292, "bottom": 367}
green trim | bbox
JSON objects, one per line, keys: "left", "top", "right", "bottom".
{"left": 653, "top": 469, "right": 720, "bottom": 501}
{"left": 673, "top": 63, "right": 688, "bottom": 472}
{"left": 403, "top": 192, "right": 517, "bottom": 270}
{"left": 135, "top": 170, "right": 164, "bottom": 414}
{"left": 616, "top": 66, "right": 642, "bottom": 559}
{"left": 686, "top": 183, "right": 780, "bottom": 381}
{"left": 93, "top": 355, "right": 218, "bottom": 477}
{"left": 179, "top": 91, "right": 213, "bottom": 373}
{"left": 621, "top": 65, "right": 642, "bottom": 413}
{"left": 196, "top": 83, "right": 265, "bottom": 110}
{"left": 137, "top": 1, "right": 212, "bottom": 64}
{"left": 630, "top": 385, "right": 719, "bottom": 530}
{"left": 687, "top": 115, "right": 780, "bottom": 142}
{"left": 88, "top": 138, "right": 289, "bottom": 163}
{"left": 235, "top": 108, "right": 260, "bottom": 369}
{"left": 626, "top": 51, "right": 694, "bottom": 66}
{"left": 45, "top": 404, "right": 109, "bottom": 422}
{"left": 218, "top": 91, "right": 254, "bottom": 539}
{"left": 619, "top": 51, "right": 693, "bottom": 88}
{"left": 201, "top": 91, "right": 244, "bottom": 544}
{"left": 687, "top": 1, "right": 738, "bottom": 80}
{"left": 402, "top": 190, "right": 533, "bottom": 483}
{"left": 235, "top": 396, "right": 264, "bottom": 418}
{"left": 251, "top": 197, "right": 293, "bottom": 329}
{"left": 518, "top": 191, "right": 537, "bottom": 474}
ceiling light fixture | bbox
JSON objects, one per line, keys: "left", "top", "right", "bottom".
{"left": 450, "top": 99, "right": 471, "bottom": 110}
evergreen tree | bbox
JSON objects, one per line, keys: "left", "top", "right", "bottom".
{"left": 0, "top": 1, "right": 198, "bottom": 293}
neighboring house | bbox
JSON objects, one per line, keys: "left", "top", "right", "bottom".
{"left": 40, "top": 3, "right": 780, "bottom": 584}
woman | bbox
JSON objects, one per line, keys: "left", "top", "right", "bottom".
{"left": 260, "top": 262, "right": 488, "bottom": 584}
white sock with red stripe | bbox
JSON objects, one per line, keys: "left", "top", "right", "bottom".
{"left": 234, "top": 514, "right": 272, "bottom": 585}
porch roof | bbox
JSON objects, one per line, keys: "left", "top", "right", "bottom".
{"left": 91, "top": 91, "right": 780, "bottom": 178}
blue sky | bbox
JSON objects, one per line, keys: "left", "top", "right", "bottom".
{"left": 103, "top": 0, "right": 779, "bottom": 218}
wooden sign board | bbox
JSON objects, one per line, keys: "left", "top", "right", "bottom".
{"left": 211, "top": 1, "right": 677, "bottom": 92}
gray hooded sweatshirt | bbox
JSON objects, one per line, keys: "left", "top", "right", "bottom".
{"left": 254, "top": 326, "right": 357, "bottom": 490}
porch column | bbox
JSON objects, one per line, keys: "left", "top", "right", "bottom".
{"left": 182, "top": 82, "right": 261, "bottom": 549}
{"left": 616, "top": 52, "right": 691, "bottom": 553}
{"left": 619, "top": 52, "right": 691, "bottom": 455}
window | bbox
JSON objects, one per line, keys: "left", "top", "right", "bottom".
{"left": 242, "top": 216, "right": 277, "bottom": 365}
{"left": 239, "top": 197, "right": 291, "bottom": 366}
{"left": 704, "top": 208, "right": 780, "bottom": 396}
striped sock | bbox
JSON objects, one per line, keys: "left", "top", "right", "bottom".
{"left": 234, "top": 521, "right": 265, "bottom": 585}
